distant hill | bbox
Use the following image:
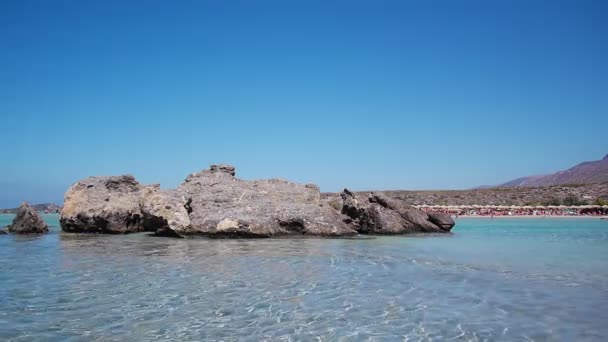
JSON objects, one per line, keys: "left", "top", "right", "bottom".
{"left": 0, "top": 203, "right": 61, "bottom": 214}
{"left": 497, "top": 154, "right": 608, "bottom": 187}
{"left": 322, "top": 183, "right": 608, "bottom": 206}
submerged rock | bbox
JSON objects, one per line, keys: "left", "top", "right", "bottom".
{"left": 341, "top": 190, "right": 454, "bottom": 234}
{"left": 8, "top": 202, "right": 49, "bottom": 234}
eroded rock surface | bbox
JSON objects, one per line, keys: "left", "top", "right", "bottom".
{"left": 8, "top": 202, "right": 49, "bottom": 234}
{"left": 176, "top": 165, "right": 356, "bottom": 237}
{"left": 141, "top": 186, "right": 190, "bottom": 236}
{"left": 60, "top": 165, "right": 455, "bottom": 237}
{"left": 341, "top": 190, "right": 454, "bottom": 234}
{"left": 60, "top": 175, "right": 145, "bottom": 234}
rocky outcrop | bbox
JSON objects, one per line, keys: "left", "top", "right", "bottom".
{"left": 60, "top": 175, "right": 146, "bottom": 234}
{"left": 60, "top": 165, "right": 455, "bottom": 237}
{"left": 7, "top": 202, "right": 49, "bottom": 234}
{"left": 176, "top": 165, "right": 356, "bottom": 237}
{"left": 209, "top": 164, "right": 236, "bottom": 176}
{"left": 427, "top": 212, "right": 456, "bottom": 230}
{"left": 341, "top": 190, "right": 454, "bottom": 234}
{"left": 59, "top": 175, "right": 192, "bottom": 235}
{"left": 140, "top": 186, "right": 190, "bottom": 237}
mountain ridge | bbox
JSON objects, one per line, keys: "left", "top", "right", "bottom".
{"left": 495, "top": 153, "right": 608, "bottom": 187}
{"left": 0, "top": 203, "right": 61, "bottom": 214}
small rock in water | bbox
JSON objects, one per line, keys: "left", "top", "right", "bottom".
{"left": 7, "top": 202, "right": 49, "bottom": 234}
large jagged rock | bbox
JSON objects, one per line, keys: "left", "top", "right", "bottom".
{"left": 140, "top": 185, "right": 191, "bottom": 237}
{"left": 427, "top": 212, "right": 456, "bottom": 230}
{"left": 60, "top": 175, "right": 146, "bottom": 234}
{"left": 59, "top": 164, "right": 455, "bottom": 238}
{"left": 7, "top": 202, "right": 49, "bottom": 234}
{"left": 60, "top": 175, "right": 192, "bottom": 235}
{"left": 176, "top": 165, "right": 357, "bottom": 237}
{"left": 341, "top": 190, "right": 454, "bottom": 234}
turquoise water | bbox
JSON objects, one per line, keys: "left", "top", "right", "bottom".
{"left": 1, "top": 215, "right": 607, "bottom": 341}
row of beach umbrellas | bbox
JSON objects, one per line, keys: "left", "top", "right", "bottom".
{"left": 414, "top": 204, "right": 608, "bottom": 209}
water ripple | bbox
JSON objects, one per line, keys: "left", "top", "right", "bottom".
{"left": 0, "top": 215, "right": 607, "bottom": 341}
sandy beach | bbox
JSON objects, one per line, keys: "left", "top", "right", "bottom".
{"left": 457, "top": 215, "right": 608, "bottom": 219}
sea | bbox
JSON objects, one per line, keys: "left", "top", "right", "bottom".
{"left": 1, "top": 214, "right": 607, "bottom": 341}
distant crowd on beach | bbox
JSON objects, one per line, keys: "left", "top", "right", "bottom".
{"left": 416, "top": 205, "right": 608, "bottom": 217}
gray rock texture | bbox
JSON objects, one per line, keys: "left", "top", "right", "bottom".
{"left": 8, "top": 202, "right": 49, "bottom": 234}
{"left": 60, "top": 165, "right": 455, "bottom": 237}
{"left": 141, "top": 185, "right": 191, "bottom": 236}
{"left": 341, "top": 190, "right": 454, "bottom": 234}
{"left": 60, "top": 175, "right": 145, "bottom": 234}
{"left": 176, "top": 166, "right": 356, "bottom": 237}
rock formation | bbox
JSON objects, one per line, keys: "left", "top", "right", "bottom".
{"left": 7, "top": 202, "right": 49, "bottom": 234}
{"left": 60, "top": 175, "right": 146, "bottom": 234}
{"left": 60, "top": 164, "right": 455, "bottom": 237}
{"left": 175, "top": 165, "right": 356, "bottom": 237}
{"left": 341, "top": 190, "right": 454, "bottom": 234}
{"left": 59, "top": 175, "right": 192, "bottom": 235}
{"left": 141, "top": 185, "right": 190, "bottom": 237}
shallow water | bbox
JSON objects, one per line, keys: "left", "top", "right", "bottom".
{"left": 1, "top": 215, "right": 607, "bottom": 341}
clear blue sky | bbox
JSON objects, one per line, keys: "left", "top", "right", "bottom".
{"left": 1, "top": 0, "right": 607, "bottom": 207}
